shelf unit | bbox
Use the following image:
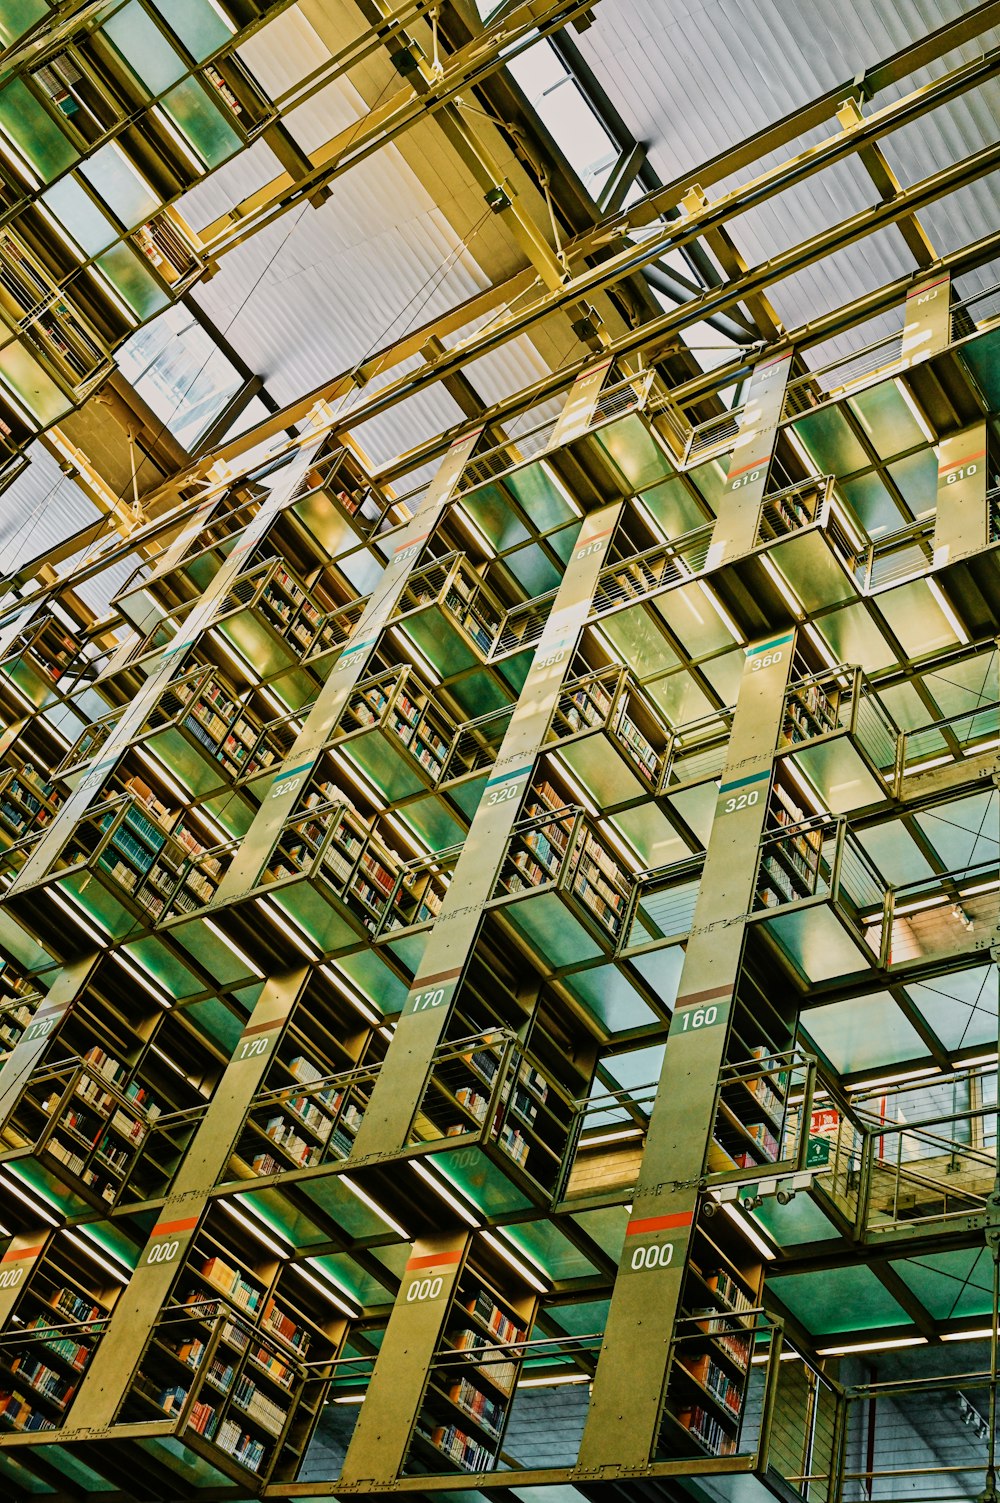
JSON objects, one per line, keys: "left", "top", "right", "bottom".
{"left": 660, "top": 1217, "right": 761, "bottom": 1460}
{"left": 407, "top": 1264, "right": 535, "bottom": 1476}
{"left": 0, "top": 1236, "right": 116, "bottom": 1438}
{"left": 755, "top": 783, "right": 824, "bottom": 910}
{"left": 229, "top": 986, "right": 378, "bottom": 1182}
{"left": 119, "top": 1207, "right": 341, "bottom": 1480}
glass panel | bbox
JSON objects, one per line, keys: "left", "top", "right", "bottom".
{"left": 42, "top": 177, "right": 116, "bottom": 254}
{"left": 148, "top": 0, "right": 234, "bottom": 61}
{"left": 0, "top": 78, "right": 78, "bottom": 181}
{"left": 161, "top": 79, "right": 241, "bottom": 167}
{"left": 95, "top": 243, "right": 169, "bottom": 319}
{"left": 0, "top": 0, "right": 48, "bottom": 48}
{"left": 0, "top": 343, "right": 71, "bottom": 423}
{"left": 116, "top": 305, "right": 243, "bottom": 449}
{"left": 81, "top": 143, "right": 160, "bottom": 229}
{"left": 102, "top": 1, "right": 186, "bottom": 95}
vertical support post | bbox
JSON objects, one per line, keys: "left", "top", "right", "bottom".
{"left": 708, "top": 353, "right": 793, "bottom": 566}
{"left": 900, "top": 271, "right": 952, "bottom": 366}
{"left": 350, "top": 501, "right": 623, "bottom": 1160}
{"left": 64, "top": 968, "right": 308, "bottom": 1431}
{"left": 9, "top": 445, "right": 322, "bottom": 894}
{"left": 340, "top": 1232, "right": 470, "bottom": 1484}
{"left": 548, "top": 359, "right": 613, "bottom": 448}
{"left": 214, "top": 427, "right": 483, "bottom": 901}
{"left": 577, "top": 629, "right": 796, "bottom": 1471}
{"left": 933, "top": 422, "right": 988, "bottom": 565}
{"left": 0, "top": 953, "right": 99, "bottom": 1128}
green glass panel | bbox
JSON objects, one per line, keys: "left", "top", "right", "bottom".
{"left": 102, "top": 2, "right": 186, "bottom": 95}
{"left": 768, "top": 1263, "right": 908, "bottom": 1335}
{"left": 906, "top": 965, "right": 997, "bottom": 1052}
{"left": 81, "top": 142, "right": 159, "bottom": 228}
{"left": 804, "top": 992, "right": 924, "bottom": 1073}
{"left": 0, "top": 78, "right": 78, "bottom": 181}
{"left": 686, "top": 456, "right": 727, "bottom": 511}
{"left": 793, "top": 405, "right": 869, "bottom": 477}
{"left": 96, "top": 243, "right": 169, "bottom": 318}
{"left": 42, "top": 176, "right": 116, "bottom": 254}
{"left": 848, "top": 378, "right": 927, "bottom": 459}
{"left": 639, "top": 474, "right": 708, "bottom": 536}
{"left": 161, "top": 78, "right": 240, "bottom": 168}
{"left": 838, "top": 471, "right": 902, "bottom": 536}
{"left": 149, "top": 0, "right": 233, "bottom": 61}
{"left": 464, "top": 484, "right": 530, "bottom": 549}
{"left": 0, "top": 342, "right": 70, "bottom": 422}
{"left": 0, "top": 0, "right": 48, "bottom": 48}
{"left": 892, "top": 1247, "right": 995, "bottom": 1321}
{"left": 505, "top": 461, "right": 573, "bottom": 528}
{"left": 504, "top": 541, "right": 560, "bottom": 595}
{"left": 887, "top": 447, "right": 938, "bottom": 516}
{"left": 959, "top": 328, "right": 1000, "bottom": 407}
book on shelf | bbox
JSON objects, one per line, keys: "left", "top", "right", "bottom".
{"left": 428, "top": 1421, "right": 493, "bottom": 1471}
{"left": 447, "top": 1376, "right": 504, "bottom": 1436}
{"left": 215, "top": 1416, "right": 266, "bottom": 1472}
{"left": 674, "top": 1404, "right": 736, "bottom": 1456}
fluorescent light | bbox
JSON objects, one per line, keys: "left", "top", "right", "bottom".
{"left": 942, "top": 1327, "right": 997, "bottom": 1343}
{"left": 319, "top": 964, "right": 381, "bottom": 1026}
{"left": 481, "top": 1230, "right": 548, "bottom": 1293}
{"left": 134, "top": 748, "right": 192, "bottom": 804}
{"left": 304, "top": 1258, "right": 362, "bottom": 1318}
{"left": 849, "top": 1066, "right": 936, "bottom": 1092}
{"left": 150, "top": 105, "right": 205, "bottom": 173}
{"left": 332, "top": 1392, "right": 366, "bottom": 1404}
{"left": 257, "top": 898, "right": 321, "bottom": 960}
{"left": 203, "top": 918, "right": 265, "bottom": 978}
{"left": 220, "top": 1201, "right": 288, "bottom": 1259}
{"left": 49, "top": 889, "right": 110, "bottom": 946}
{"left": 580, "top": 1127, "right": 644, "bottom": 1147}
{"left": 339, "top": 1175, "right": 409, "bottom": 1240}
{"left": 410, "top": 1160, "right": 481, "bottom": 1228}
{"left": 894, "top": 380, "right": 935, "bottom": 444}
{"left": 519, "top": 1372, "right": 591, "bottom": 1388}
{"left": 697, "top": 581, "right": 743, "bottom": 642}
{"left": 818, "top": 1336, "right": 926, "bottom": 1356}
{"left": 722, "top": 1202, "right": 775, "bottom": 1260}
{"left": 330, "top": 751, "right": 387, "bottom": 811}
{"left": 64, "top": 1231, "right": 128, "bottom": 1282}
{"left": 926, "top": 579, "right": 970, "bottom": 645}
{"left": 782, "top": 757, "right": 824, "bottom": 816}
{"left": 760, "top": 554, "right": 803, "bottom": 617}
{"left": 552, "top": 756, "right": 599, "bottom": 818}
{"left": 0, "top": 1171, "right": 59, "bottom": 1226}
{"left": 959, "top": 1053, "right": 998, "bottom": 1068}
{"left": 208, "top": 630, "right": 257, "bottom": 680}
{"left": 387, "top": 628, "right": 440, "bottom": 686}
{"left": 111, "top": 950, "right": 171, "bottom": 1008}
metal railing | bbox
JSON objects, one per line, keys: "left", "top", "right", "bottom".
{"left": 492, "top": 805, "right": 632, "bottom": 947}
{"left": 0, "top": 1054, "right": 192, "bottom": 1209}
{"left": 896, "top": 702, "right": 1000, "bottom": 788}
{"left": 754, "top": 814, "right": 886, "bottom": 960}
{"left": 883, "top": 856, "right": 1000, "bottom": 968}
{"left": 233, "top": 1058, "right": 379, "bottom": 1180}
{"left": 780, "top": 665, "right": 899, "bottom": 780}
{"left": 439, "top": 704, "right": 514, "bottom": 785}
{"left": 409, "top": 1030, "right": 575, "bottom": 1198}
{"left": 705, "top": 1050, "right": 817, "bottom": 1183}
{"left": 556, "top": 1081, "right": 655, "bottom": 1205}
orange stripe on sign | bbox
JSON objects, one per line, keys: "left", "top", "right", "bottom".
{"left": 626, "top": 1212, "right": 693, "bottom": 1238}
{"left": 579, "top": 526, "right": 614, "bottom": 544}
{"left": 407, "top": 1249, "right": 463, "bottom": 1271}
{"left": 727, "top": 458, "right": 763, "bottom": 479}
{"left": 676, "top": 984, "right": 732, "bottom": 1006}
{"left": 907, "top": 276, "right": 949, "bottom": 297}
{"left": 394, "top": 531, "right": 429, "bottom": 552}
{"left": 941, "top": 451, "right": 985, "bottom": 472}
{"left": 152, "top": 1216, "right": 199, "bottom": 1238}
{"left": 2, "top": 1245, "right": 42, "bottom": 1262}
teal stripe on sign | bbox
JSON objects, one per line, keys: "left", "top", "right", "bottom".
{"left": 485, "top": 764, "right": 529, "bottom": 788}
{"left": 719, "top": 768, "right": 770, "bottom": 794}
{"left": 341, "top": 637, "right": 374, "bottom": 657}
{"left": 275, "top": 761, "right": 312, "bottom": 783}
{"left": 746, "top": 632, "right": 794, "bottom": 656}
